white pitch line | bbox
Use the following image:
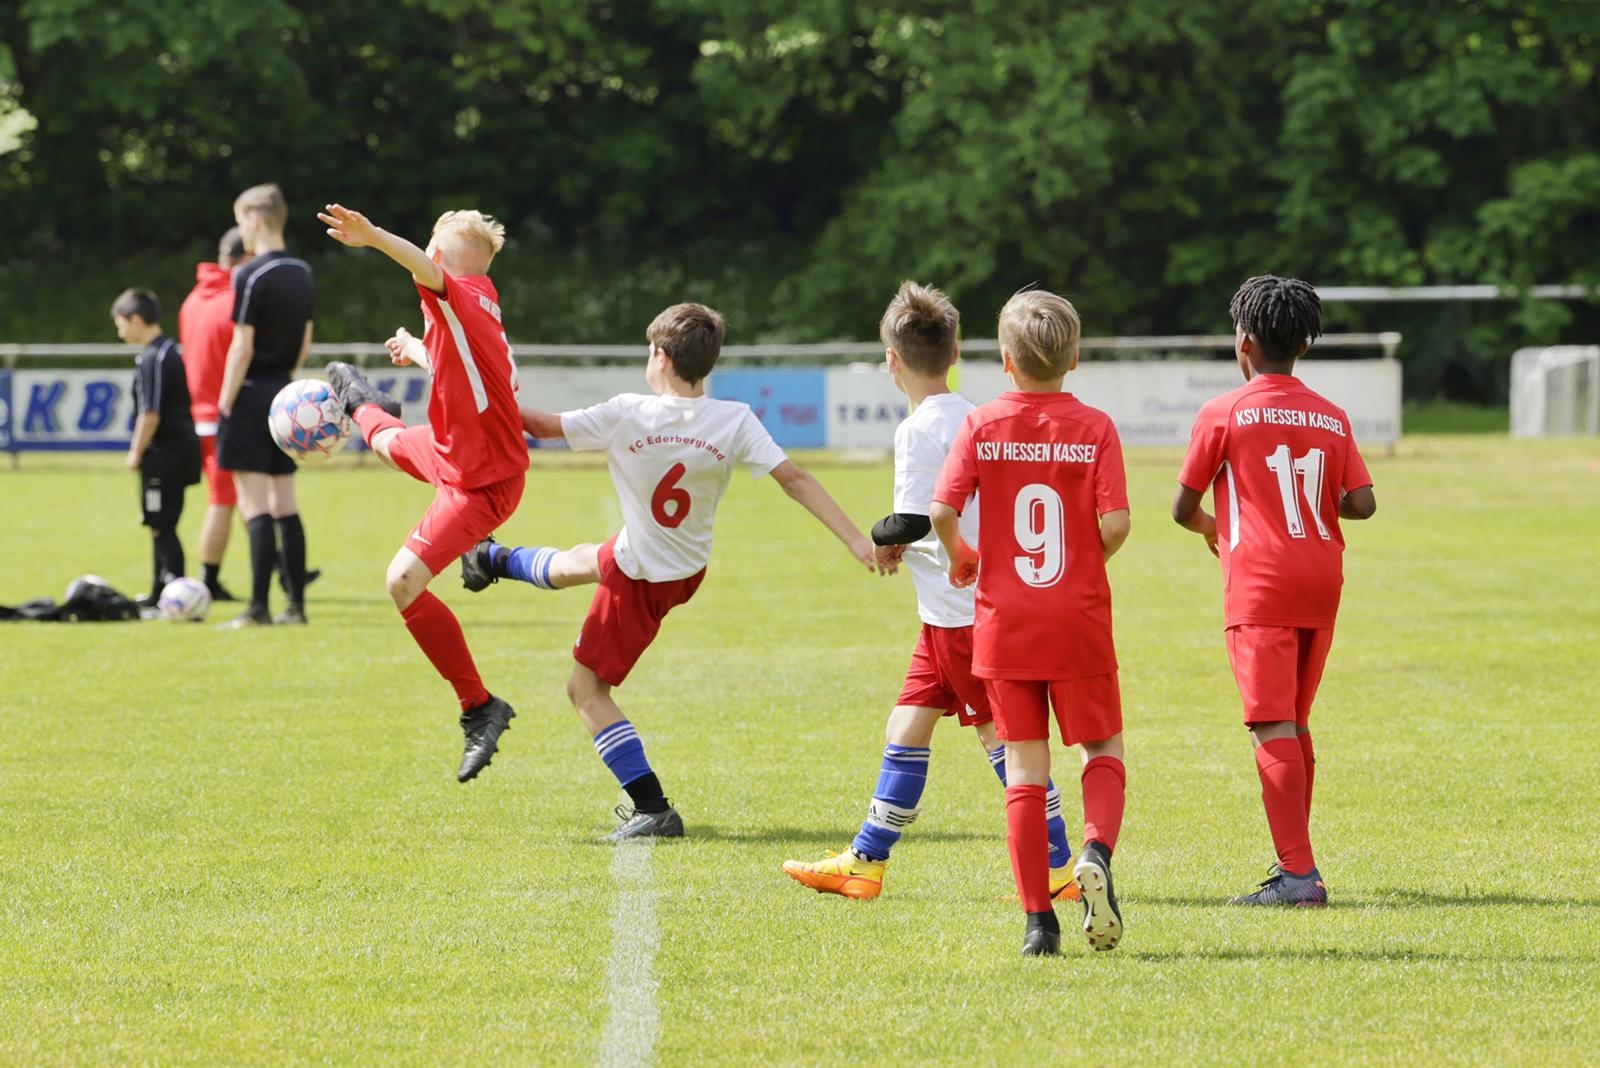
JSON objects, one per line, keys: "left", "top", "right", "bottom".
{"left": 598, "top": 838, "right": 660, "bottom": 1068}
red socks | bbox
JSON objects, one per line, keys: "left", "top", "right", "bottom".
{"left": 401, "top": 591, "right": 489, "bottom": 711}
{"left": 1255, "top": 737, "right": 1315, "bottom": 874}
{"left": 1005, "top": 784, "right": 1052, "bottom": 913}
{"left": 1298, "top": 731, "right": 1316, "bottom": 817}
{"left": 1081, "top": 755, "right": 1126, "bottom": 853}
{"left": 353, "top": 403, "right": 404, "bottom": 445}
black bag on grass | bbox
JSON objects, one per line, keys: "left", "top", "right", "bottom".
{"left": 0, "top": 575, "right": 141, "bottom": 622}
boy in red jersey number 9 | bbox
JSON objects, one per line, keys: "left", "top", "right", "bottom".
{"left": 1173, "top": 275, "right": 1377, "bottom": 907}
{"left": 930, "top": 289, "right": 1132, "bottom": 957}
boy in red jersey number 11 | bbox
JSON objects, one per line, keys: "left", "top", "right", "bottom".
{"left": 931, "top": 289, "right": 1132, "bottom": 957}
{"left": 1173, "top": 275, "right": 1377, "bottom": 907}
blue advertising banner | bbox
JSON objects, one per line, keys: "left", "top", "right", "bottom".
{"left": 708, "top": 368, "right": 827, "bottom": 448}
{"left": 10, "top": 369, "right": 136, "bottom": 451}
{"left": 0, "top": 371, "right": 11, "bottom": 454}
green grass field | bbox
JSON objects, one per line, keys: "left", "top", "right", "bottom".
{"left": 3, "top": 437, "right": 1598, "bottom": 1065}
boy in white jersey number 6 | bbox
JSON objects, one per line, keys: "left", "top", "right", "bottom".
{"left": 461, "top": 303, "right": 876, "bottom": 840}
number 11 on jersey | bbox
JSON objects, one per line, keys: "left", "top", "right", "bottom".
{"left": 1264, "top": 444, "right": 1330, "bottom": 540}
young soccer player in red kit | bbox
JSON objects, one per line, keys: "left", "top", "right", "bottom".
{"left": 1173, "top": 275, "right": 1377, "bottom": 907}
{"left": 317, "top": 203, "right": 529, "bottom": 784}
{"left": 931, "top": 289, "right": 1131, "bottom": 957}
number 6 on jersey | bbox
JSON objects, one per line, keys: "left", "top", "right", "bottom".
{"left": 651, "top": 462, "right": 691, "bottom": 528}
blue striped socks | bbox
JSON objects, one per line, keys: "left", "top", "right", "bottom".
{"left": 594, "top": 720, "right": 653, "bottom": 787}
{"left": 503, "top": 545, "right": 559, "bottom": 589}
{"left": 851, "top": 744, "right": 930, "bottom": 861}
{"left": 988, "top": 745, "right": 1074, "bottom": 868}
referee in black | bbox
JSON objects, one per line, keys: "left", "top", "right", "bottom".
{"left": 113, "top": 288, "right": 201, "bottom": 606}
{"left": 216, "top": 183, "right": 316, "bottom": 627}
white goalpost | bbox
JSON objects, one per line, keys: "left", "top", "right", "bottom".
{"left": 1510, "top": 346, "right": 1600, "bottom": 438}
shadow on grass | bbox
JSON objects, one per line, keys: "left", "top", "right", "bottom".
{"left": 1134, "top": 889, "right": 1600, "bottom": 909}
{"left": 584, "top": 825, "right": 995, "bottom": 847}
{"left": 1126, "top": 946, "right": 1595, "bottom": 964}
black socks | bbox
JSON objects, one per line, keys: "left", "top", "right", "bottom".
{"left": 624, "top": 772, "right": 670, "bottom": 814}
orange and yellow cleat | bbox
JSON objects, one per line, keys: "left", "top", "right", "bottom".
{"left": 783, "top": 849, "right": 887, "bottom": 900}
{"left": 1050, "top": 864, "right": 1083, "bottom": 903}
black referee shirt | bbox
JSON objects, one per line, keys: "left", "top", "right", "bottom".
{"left": 133, "top": 334, "right": 197, "bottom": 450}
{"left": 231, "top": 250, "right": 315, "bottom": 377}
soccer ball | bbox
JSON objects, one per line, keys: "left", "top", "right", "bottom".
{"left": 269, "top": 378, "right": 351, "bottom": 465}
{"left": 158, "top": 576, "right": 212, "bottom": 622}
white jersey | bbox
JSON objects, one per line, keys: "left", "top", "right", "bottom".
{"left": 894, "top": 392, "right": 979, "bottom": 627}
{"left": 562, "top": 393, "right": 789, "bottom": 581}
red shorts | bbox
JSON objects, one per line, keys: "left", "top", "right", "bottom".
{"left": 1225, "top": 625, "right": 1334, "bottom": 728}
{"left": 388, "top": 426, "right": 526, "bottom": 575}
{"left": 199, "top": 435, "right": 237, "bottom": 507}
{"left": 896, "top": 623, "right": 992, "bottom": 727}
{"left": 575, "top": 536, "right": 705, "bottom": 687}
{"left": 985, "top": 673, "right": 1122, "bottom": 746}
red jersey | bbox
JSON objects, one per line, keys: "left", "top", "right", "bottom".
{"left": 176, "top": 262, "right": 235, "bottom": 427}
{"left": 1177, "top": 373, "right": 1373, "bottom": 629}
{"left": 415, "top": 273, "right": 529, "bottom": 489}
{"left": 933, "top": 391, "right": 1128, "bottom": 681}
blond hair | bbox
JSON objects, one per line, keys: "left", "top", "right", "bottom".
{"left": 647, "top": 303, "right": 725, "bottom": 384}
{"left": 998, "top": 288, "right": 1081, "bottom": 380}
{"left": 879, "top": 280, "right": 959, "bottom": 375}
{"left": 234, "top": 183, "right": 288, "bottom": 231}
{"left": 431, "top": 210, "right": 506, "bottom": 274}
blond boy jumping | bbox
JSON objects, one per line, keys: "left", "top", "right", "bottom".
{"left": 318, "top": 204, "right": 529, "bottom": 783}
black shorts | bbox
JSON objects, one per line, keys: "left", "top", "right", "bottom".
{"left": 138, "top": 445, "right": 200, "bottom": 528}
{"left": 218, "top": 377, "right": 296, "bottom": 475}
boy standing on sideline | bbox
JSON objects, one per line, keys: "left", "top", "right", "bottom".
{"left": 458, "top": 303, "right": 876, "bottom": 839}
{"left": 178, "top": 226, "right": 249, "bottom": 602}
{"left": 931, "top": 289, "right": 1131, "bottom": 957}
{"left": 216, "top": 184, "right": 315, "bottom": 627}
{"left": 782, "top": 281, "right": 1079, "bottom": 901}
{"left": 1172, "top": 275, "right": 1376, "bottom": 907}
{"left": 317, "top": 203, "right": 527, "bottom": 784}
{"left": 113, "top": 288, "right": 201, "bottom": 606}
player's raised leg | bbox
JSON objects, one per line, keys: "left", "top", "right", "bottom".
{"left": 460, "top": 538, "right": 602, "bottom": 592}
{"left": 568, "top": 663, "right": 683, "bottom": 841}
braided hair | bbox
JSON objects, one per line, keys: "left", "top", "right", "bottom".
{"left": 1228, "top": 275, "right": 1322, "bottom": 362}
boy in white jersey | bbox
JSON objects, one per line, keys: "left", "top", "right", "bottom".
{"left": 782, "top": 282, "right": 1078, "bottom": 900}
{"left": 462, "top": 303, "right": 876, "bottom": 839}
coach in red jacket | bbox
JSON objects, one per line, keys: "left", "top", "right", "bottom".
{"left": 177, "top": 227, "right": 249, "bottom": 602}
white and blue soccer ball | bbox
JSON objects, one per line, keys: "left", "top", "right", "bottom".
{"left": 269, "top": 377, "right": 351, "bottom": 465}
{"left": 158, "top": 576, "right": 212, "bottom": 622}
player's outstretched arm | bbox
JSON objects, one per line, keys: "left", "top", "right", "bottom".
{"left": 1340, "top": 486, "right": 1377, "bottom": 520}
{"left": 1171, "top": 485, "right": 1219, "bottom": 557}
{"left": 930, "top": 501, "right": 978, "bottom": 587}
{"left": 770, "top": 460, "right": 876, "bottom": 573}
{"left": 318, "top": 203, "right": 446, "bottom": 295}
{"left": 1099, "top": 508, "right": 1131, "bottom": 561}
{"left": 520, "top": 405, "right": 565, "bottom": 440}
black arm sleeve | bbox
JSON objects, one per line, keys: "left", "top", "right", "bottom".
{"left": 136, "top": 352, "right": 159, "bottom": 416}
{"left": 871, "top": 512, "right": 932, "bottom": 546}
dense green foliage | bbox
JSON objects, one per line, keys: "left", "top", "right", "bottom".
{"left": 2, "top": 2, "right": 1597, "bottom": 397}
{"left": 3, "top": 440, "right": 1599, "bottom": 1063}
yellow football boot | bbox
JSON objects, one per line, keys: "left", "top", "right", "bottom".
{"left": 1050, "top": 864, "right": 1083, "bottom": 903}
{"left": 783, "top": 849, "right": 887, "bottom": 900}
